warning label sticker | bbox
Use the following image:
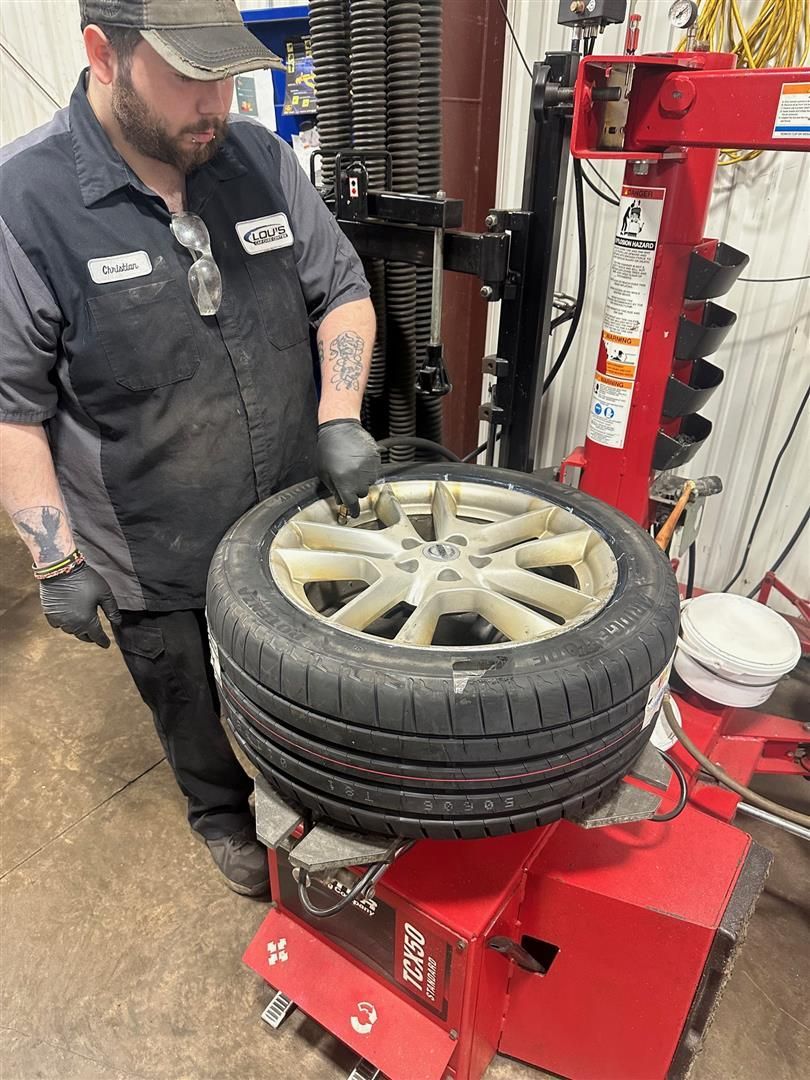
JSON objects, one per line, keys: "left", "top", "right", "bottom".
{"left": 773, "top": 82, "right": 810, "bottom": 139}
{"left": 589, "top": 372, "right": 633, "bottom": 449}
{"left": 643, "top": 655, "right": 675, "bottom": 731}
{"left": 587, "top": 184, "right": 666, "bottom": 450}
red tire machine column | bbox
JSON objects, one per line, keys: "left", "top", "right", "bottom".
{"left": 577, "top": 54, "right": 736, "bottom": 521}
{"left": 568, "top": 58, "right": 810, "bottom": 818}
{"left": 570, "top": 55, "right": 810, "bottom": 520}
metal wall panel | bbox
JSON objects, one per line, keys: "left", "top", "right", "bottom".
{"left": 237, "top": 1, "right": 295, "bottom": 9}
{"left": 0, "top": 1, "right": 85, "bottom": 143}
{"left": 0, "top": 1, "right": 294, "bottom": 144}
{"left": 488, "top": 1, "right": 809, "bottom": 607}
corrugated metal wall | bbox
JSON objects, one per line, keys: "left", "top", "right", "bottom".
{"left": 0, "top": 1, "right": 83, "bottom": 143}
{"left": 0, "top": 1, "right": 289, "bottom": 143}
{"left": 489, "top": 1, "right": 809, "bottom": 607}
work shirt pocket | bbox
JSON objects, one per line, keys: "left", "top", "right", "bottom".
{"left": 88, "top": 279, "right": 200, "bottom": 391}
{"left": 245, "top": 251, "right": 310, "bottom": 351}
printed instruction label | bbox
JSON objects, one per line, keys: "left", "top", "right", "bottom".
{"left": 207, "top": 634, "right": 222, "bottom": 685}
{"left": 587, "top": 185, "right": 666, "bottom": 449}
{"left": 589, "top": 372, "right": 633, "bottom": 449}
{"left": 772, "top": 82, "right": 810, "bottom": 139}
{"left": 650, "top": 700, "right": 678, "bottom": 752}
{"left": 643, "top": 654, "right": 674, "bottom": 731}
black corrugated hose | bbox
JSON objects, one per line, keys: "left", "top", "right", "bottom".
{"left": 385, "top": 0, "right": 421, "bottom": 462}
{"left": 309, "top": 0, "right": 352, "bottom": 191}
{"left": 348, "top": 1, "right": 388, "bottom": 408}
{"left": 311, "top": 2, "right": 446, "bottom": 457}
{"left": 414, "top": 0, "right": 445, "bottom": 451}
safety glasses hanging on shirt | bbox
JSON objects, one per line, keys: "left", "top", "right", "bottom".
{"left": 170, "top": 212, "right": 222, "bottom": 316}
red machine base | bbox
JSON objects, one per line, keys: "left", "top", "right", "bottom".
{"left": 244, "top": 752, "right": 771, "bottom": 1080}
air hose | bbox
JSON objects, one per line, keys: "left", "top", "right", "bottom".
{"left": 662, "top": 695, "right": 810, "bottom": 830}
{"left": 377, "top": 435, "right": 460, "bottom": 462}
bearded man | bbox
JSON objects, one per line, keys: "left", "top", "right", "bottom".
{"left": 0, "top": 1, "right": 380, "bottom": 897}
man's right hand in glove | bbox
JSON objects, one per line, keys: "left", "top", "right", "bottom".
{"left": 316, "top": 418, "right": 381, "bottom": 519}
{"left": 0, "top": 425, "right": 121, "bottom": 649}
{"left": 39, "top": 562, "right": 122, "bottom": 648}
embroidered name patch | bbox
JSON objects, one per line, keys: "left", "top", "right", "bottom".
{"left": 88, "top": 250, "right": 152, "bottom": 284}
{"left": 236, "top": 212, "right": 294, "bottom": 254}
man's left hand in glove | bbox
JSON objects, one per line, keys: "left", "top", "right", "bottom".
{"left": 316, "top": 418, "right": 381, "bottom": 518}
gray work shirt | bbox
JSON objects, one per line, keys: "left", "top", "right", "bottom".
{"left": 0, "top": 72, "right": 368, "bottom": 609}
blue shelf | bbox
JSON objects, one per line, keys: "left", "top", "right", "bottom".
{"left": 241, "top": 6, "right": 309, "bottom": 22}
{"left": 242, "top": 6, "right": 312, "bottom": 145}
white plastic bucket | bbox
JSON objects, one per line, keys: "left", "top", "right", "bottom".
{"left": 674, "top": 593, "right": 801, "bottom": 708}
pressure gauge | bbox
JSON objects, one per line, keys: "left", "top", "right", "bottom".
{"left": 669, "top": 0, "right": 699, "bottom": 30}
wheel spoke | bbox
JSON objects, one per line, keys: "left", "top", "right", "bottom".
{"left": 474, "top": 591, "right": 562, "bottom": 641}
{"left": 508, "top": 529, "right": 592, "bottom": 569}
{"left": 431, "top": 481, "right": 459, "bottom": 541}
{"left": 293, "top": 521, "right": 400, "bottom": 559}
{"left": 485, "top": 567, "right": 598, "bottom": 621}
{"left": 395, "top": 595, "right": 442, "bottom": 646}
{"left": 329, "top": 574, "right": 411, "bottom": 631}
{"left": 273, "top": 547, "right": 379, "bottom": 584}
{"left": 473, "top": 508, "right": 556, "bottom": 553}
{"left": 373, "top": 484, "right": 423, "bottom": 543}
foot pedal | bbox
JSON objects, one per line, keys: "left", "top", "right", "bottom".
{"left": 347, "top": 1059, "right": 380, "bottom": 1080}
{"left": 261, "top": 989, "right": 296, "bottom": 1030}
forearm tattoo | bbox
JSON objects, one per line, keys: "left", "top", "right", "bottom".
{"left": 12, "top": 506, "right": 72, "bottom": 565}
{"left": 322, "top": 330, "right": 365, "bottom": 392}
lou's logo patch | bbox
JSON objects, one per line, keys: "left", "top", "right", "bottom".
{"left": 88, "top": 250, "right": 152, "bottom": 284}
{"left": 236, "top": 212, "right": 294, "bottom": 254}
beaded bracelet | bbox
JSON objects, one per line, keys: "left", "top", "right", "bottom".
{"left": 32, "top": 549, "right": 85, "bottom": 581}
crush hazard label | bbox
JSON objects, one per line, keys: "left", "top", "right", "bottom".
{"left": 589, "top": 372, "right": 633, "bottom": 449}
{"left": 772, "top": 82, "right": 810, "bottom": 139}
{"left": 587, "top": 185, "right": 665, "bottom": 450}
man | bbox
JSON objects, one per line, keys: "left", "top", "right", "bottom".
{"left": 0, "top": 1, "right": 380, "bottom": 897}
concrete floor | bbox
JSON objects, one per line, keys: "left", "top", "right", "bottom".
{"left": 1, "top": 511, "right": 808, "bottom": 1080}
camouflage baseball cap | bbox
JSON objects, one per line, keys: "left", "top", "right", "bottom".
{"left": 79, "top": 0, "right": 285, "bottom": 79}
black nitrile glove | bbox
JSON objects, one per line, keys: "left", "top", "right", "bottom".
{"left": 316, "top": 419, "right": 381, "bottom": 518}
{"left": 40, "top": 564, "right": 122, "bottom": 648}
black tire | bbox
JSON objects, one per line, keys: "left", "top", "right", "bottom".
{"left": 227, "top": 703, "right": 653, "bottom": 839}
{"left": 207, "top": 464, "right": 679, "bottom": 838}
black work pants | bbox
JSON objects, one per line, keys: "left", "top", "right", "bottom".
{"left": 114, "top": 608, "right": 253, "bottom": 840}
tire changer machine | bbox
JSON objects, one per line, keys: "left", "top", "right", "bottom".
{"left": 237, "top": 4, "right": 810, "bottom": 1077}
